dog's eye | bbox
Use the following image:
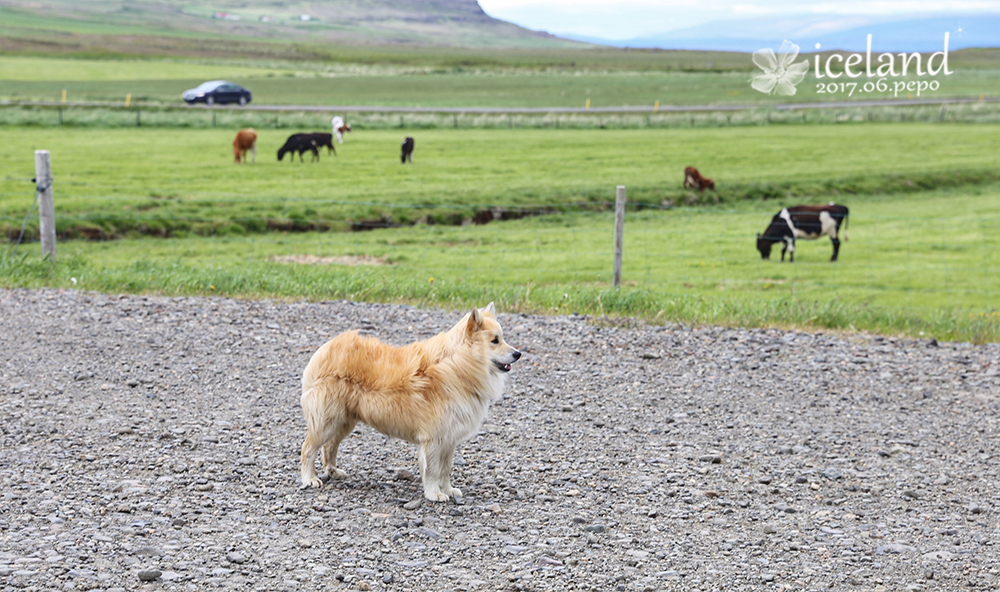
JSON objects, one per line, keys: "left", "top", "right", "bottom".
{"left": 491, "top": 337, "right": 499, "bottom": 344}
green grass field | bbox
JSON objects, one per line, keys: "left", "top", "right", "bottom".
{"left": 2, "top": 124, "right": 999, "bottom": 237}
{"left": 0, "top": 57, "right": 294, "bottom": 82}
{"left": 2, "top": 56, "right": 999, "bottom": 108}
{"left": 4, "top": 190, "right": 998, "bottom": 342}
{"left": 2, "top": 123, "right": 999, "bottom": 342}
{"left": 5, "top": 100, "right": 1000, "bottom": 135}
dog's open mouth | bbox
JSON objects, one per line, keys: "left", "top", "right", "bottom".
{"left": 493, "top": 361, "right": 512, "bottom": 373}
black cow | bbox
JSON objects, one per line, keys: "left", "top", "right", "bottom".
{"left": 401, "top": 137, "right": 414, "bottom": 164}
{"left": 756, "top": 203, "right": 849, "bottom": 262}
{"left": 303, "top": 133, "right": 336, "bottom": 157}
{"left": 277, "top": 133, "right": 320, "bottom": 162}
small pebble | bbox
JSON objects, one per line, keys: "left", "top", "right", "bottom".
{"left": 137, "top": 569, "right": 161, "bottom": 582}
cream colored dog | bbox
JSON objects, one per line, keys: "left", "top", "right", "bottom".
{"left": 299, "top": 303, "right": 520, "bottom": 501}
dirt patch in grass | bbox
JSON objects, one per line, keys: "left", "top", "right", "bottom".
{"left": 270, "top": 254, "right": 391, "bottom": 266}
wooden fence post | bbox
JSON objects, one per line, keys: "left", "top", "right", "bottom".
{"left": 613, "top": 185, "right": 625, "bottom": 288}
{"left": 35, "top": 150, "right": 56, "bottom": 262}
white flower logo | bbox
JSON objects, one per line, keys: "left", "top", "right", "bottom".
{"left": 750, "top": 40, "right": 809, "bottom": 96}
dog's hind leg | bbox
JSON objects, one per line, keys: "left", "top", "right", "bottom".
{"left": 300, "top": 387, "right": 341, "bottom": 487}
{"left": 300, "top": 430, "right": 325, "bottom": 488}
{"left": 418, "top": 440, "right": 459, "bottom": 502}
{"left": 321, "top": 418, "right": 357, "bottom": 480}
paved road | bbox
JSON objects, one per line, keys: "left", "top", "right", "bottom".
{"left": 2, "top": 96, "right": 996, "bottom": 114}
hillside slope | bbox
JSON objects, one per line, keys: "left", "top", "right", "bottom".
{"left": 0, "top": 0, "right": 582, "bottom": 51}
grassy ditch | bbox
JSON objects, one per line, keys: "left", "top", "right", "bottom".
{"left": 3, "top": 125, "right": 1000, "bottom": 240}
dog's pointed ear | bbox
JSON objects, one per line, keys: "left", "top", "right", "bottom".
{"left": 484, "top": 302, "right": 496, "bottom": 315}
{"left": 466, "top": 308, "right": 483, "bottom": 335}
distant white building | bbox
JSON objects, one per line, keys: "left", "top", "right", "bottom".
{"left": 213, "top": 12, "right": 240, "bottom": 21}
{"left": 259, "top": 15, "right": 275, "bottom": 22}
{"left": 299, "top": 14, "right": 311, "bottom": 21}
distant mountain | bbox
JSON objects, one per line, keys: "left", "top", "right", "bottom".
{"left": 0, "top": 0, "right": 583, "bottom": 50}
{"left": 573, "top": 14, "right": 1000, "bottom": 53}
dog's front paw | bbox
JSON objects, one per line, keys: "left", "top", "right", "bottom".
{"left": 324, "top": 468, "right": 348, "bottom": 480}
{"left": 444, "top": 486, "right": 463, "bottom": 498}
{"left": 423, "top": 490, "right": 450, "bottom": 502}
{"left": 301, "top": 475, "right": 323, "bottom": 488}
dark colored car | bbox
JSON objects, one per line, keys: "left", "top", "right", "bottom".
{"left": 182, "top": 81, "right": 252, "bottom": 106}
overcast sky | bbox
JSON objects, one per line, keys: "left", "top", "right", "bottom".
{"left": 477, "top": 0, "right": 1000, "bottom": 39}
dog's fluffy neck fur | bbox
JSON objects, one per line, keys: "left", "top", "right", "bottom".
{"left": 410, "top": 311, "right": 506, "bottom": 404}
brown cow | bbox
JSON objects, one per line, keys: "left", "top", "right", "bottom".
{"left": 233, "top": 128, "right": 257, "bottom": 164}
{"left": 683, "top": 166, "right": 714, "bottom": 191}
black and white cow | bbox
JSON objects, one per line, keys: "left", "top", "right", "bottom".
{"left": 756, "top": 203, "right": 849, "bottom": 262}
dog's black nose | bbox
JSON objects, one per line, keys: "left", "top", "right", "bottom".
{"left": 512, "top": 350, "right": 521, "bottom": 361}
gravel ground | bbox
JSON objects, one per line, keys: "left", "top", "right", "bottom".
{"left": 1, "top": 288, "right": 999, "bottom": 592}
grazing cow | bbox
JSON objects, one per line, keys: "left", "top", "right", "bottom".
{"left": 401, "top": 136, "right": 414, "bottom": 164}
{"left": 277, "top": 133, "right": 320, "bottom": 162}
{"left": 303, "top": 132, "right": 336, "bottom": 157}
{"left": 331, "top": 116, "right": 352, "bottom": 144}
{"left": 233, "top": 128, "right": 257, "bottom": 164}
{"left": 683, "top": 166, "right": 714, "bottom": 191}
{"left": 756, "top": 203, "right": 850, "bottom": 262}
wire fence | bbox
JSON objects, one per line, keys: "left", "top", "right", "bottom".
{"left": 3, "top": 100, "right": 1000, "bottom": 130}
{"left": 4, "top": 196, "right": 998, "bottom": 315}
